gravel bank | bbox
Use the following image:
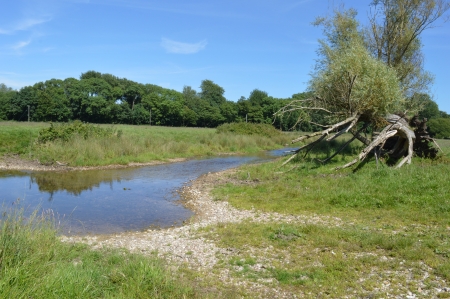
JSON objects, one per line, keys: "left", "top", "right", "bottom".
{"left": 56, "top": 168, "right": 449, "bottom": 298}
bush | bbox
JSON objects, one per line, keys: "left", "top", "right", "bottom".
{"left": 428, "top": 118, "right": 450, "bottom": 139}
{"left": 216, "top": 122, "right": 282, "bottom": 138}
{"left": 37, "top": 120, "right": 119, "bottom": 143}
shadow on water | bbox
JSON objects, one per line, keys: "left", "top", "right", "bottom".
{"left": 0, "top": 149, "right": 294, "bottom": 235}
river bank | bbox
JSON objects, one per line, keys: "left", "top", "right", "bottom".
{"left": 0, "top": 154, "right": 187, "bottom": 172}
{"left": 3, "top": 147, "right": 450, "bottom": 297}
{"left": 60, "top": 163, "right": 450, "bottom": 298}
{"left": 61, "top": 168, "right": 343, "bottom": 298}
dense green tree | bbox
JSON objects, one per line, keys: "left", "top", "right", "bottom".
{"left": 33, "top": 79, "right": 72, "bottom": 122}
{"left": 440, "top": 111, "right": 450, "bottom": 118}
{"left": 122, "top": 80, "right": 143, "bottom": 112}
{"left": 0, "top": 71, "right": 321, "bottom": 130}
{"left": 428, "top": 118, "right": 450, "bottom": 138}
{"left": 0, "top": 83, "right": 16, "bottom": 120}
{"left": 236, "top": 96, "right": 250, "bottom": 122}
{"left": 80, "top": 70, "right": 102, "bottom": 80}
{"left": 219, "top": 101, "right": 238, "bottom": 123}
{"left": 195, "top": 99, "right": 224, "bottom": 127}
{"left": 101, "top": 73, "right": 121, "bottom": 87}
{"left": 181, "top": 106, "right": 198, "bottom": 126}
{"left": 248, "top": 89, "right": 268, "bottom": 107}
{"left": 413, "top": 93, "right": 440, "bottom": 119}
{"left": 199, "top": 80, "right": 226, "bottom": 108}
{"left": 79, "top": 78, "right": 114, "bottom": 123}
{"left": 130, "top": 103, "right": 150, "bottom": 125}
{"left": 8, "top": 86, "right": 38, "bottom": 121}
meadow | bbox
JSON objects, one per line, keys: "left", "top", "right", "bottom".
{"left": 206, "top": 138, "right": 450, "bottom": 297}
{"left": 1, "top": 121, "right": 450, "bottom": 298}
{"left": 0, "top": 121, "right": 292, "bottom": 166}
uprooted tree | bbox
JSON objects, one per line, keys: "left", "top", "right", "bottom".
{"left": 275, "top": 2, "right": 448, "bottom": 169}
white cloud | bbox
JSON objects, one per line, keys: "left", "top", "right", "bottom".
{"left": 12, "top": 40, "right": 32, "bottom": 50}
{"left": 161, "top": 38, "right": 207, "bottom": 54}
{"left": 0, "top": 17, "right": 51, "bottom": 35}
{"left": 16, "top": 18, "right": 51, "bottom": 31}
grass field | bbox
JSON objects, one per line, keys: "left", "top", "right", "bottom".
{"left": 0, "top": 121, "right": 292, "bottom": 166}
{"left": 206, "top": 138, "right": 450, "bottom": 297}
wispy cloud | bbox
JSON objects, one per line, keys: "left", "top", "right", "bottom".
{"left": 0, "top": 17, "right": 51, "bottom": 35}
{"left": 16, "top": 18, "right": 51, "bottom": 31}
{"left": 161, "top": 38, "right": 207, "bottom": 54}
{"left": 12, "top": 40, "right": 32, "bottom": 50}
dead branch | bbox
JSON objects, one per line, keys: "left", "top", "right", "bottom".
{"left": 291, "top": 113, "right": 360, "bottom": 144}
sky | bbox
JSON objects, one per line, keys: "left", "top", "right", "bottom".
{"left": 1, "top": 0, "right": 449, "bottom": 112}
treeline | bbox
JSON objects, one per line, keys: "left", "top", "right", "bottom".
{"left": 1, "top": 71, "right": 449, "bottom": 133}
{"left": 0, "top": 71, "right": 316, "bottom": 130}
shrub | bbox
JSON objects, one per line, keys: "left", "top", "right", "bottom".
{"left": 216, "top": 122, "right": 282, "bottom": 138}
{"left": 37, "top": 120, "right": 119, "bottom": 143}
{"left": 428, "top": 118, "right": 450, "bottom": 139}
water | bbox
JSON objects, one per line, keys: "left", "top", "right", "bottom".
{"left": 0, "top": 149, "right": 293, "bottom": 235}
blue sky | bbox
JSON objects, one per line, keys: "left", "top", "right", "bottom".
{"left": 1, "top": 0, "right": 449, "bottom": 112}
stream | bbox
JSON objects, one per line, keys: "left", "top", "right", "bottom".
{"left": 0, "top": 149, "right": 292, "bottom": 235}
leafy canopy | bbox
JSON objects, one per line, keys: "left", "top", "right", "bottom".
{"left": 309, "top": 9, "right": 404, "bottom": 125}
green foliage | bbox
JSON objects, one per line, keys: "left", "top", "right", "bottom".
{"left": 0, "top": 84, "right": 16, "bottom": 121}
{"left": 428, "top": 118, "right": 450, "bottom": 139}
{"left": 37, "top": 121, "right": 118, "bottom": 144}
{"left": 216, "top": 122, "right": 282, "bottom": 138}
{"left": 0, "top": 71, "right": 315, "bottom": 130}
{"left": 415, "top": 93, "right": 440, "bottom": 119}
{"left": 311, "top": 9, "right": 404, "bottom": 123}
{"left": 199, "top": 79, "right": 226, "bottom": 108}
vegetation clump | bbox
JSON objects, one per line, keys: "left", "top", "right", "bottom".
{"left": 37, "top": 120, "right": 119, "bottom": 144}
{"left": 428, "top": 118, "right": 450, "bottom": 139}
{"left": 216, "top": 122, "right": 282, "bottom": 138}
{"left": 0, "top": 207, "right": 196, "bottom": 298}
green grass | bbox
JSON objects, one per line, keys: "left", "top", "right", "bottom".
{"left": 0, "top": 122, "right": 48, "bottom": 157}
{"left": 0, "top": 121, "right": 293, "bottom": 166}
{"left": 0, "top": 207, "right": 201, "bottom": 299}
{"left": 204, "top": 139, "right": 450, "bottom": 297}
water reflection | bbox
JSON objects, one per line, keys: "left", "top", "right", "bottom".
{"left": 0, "top": 149, "right": 293, "bottom": 235}
{"left": 31, "top": 171, "right": 119, "bottom": 197}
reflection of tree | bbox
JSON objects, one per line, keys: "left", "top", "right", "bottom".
{"left": 31, "top": 170, "right": 121, "bottom": 197}
{"left": 0, "top": 170, "right": 29, "bottom": 179}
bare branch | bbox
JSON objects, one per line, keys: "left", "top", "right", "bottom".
{"left": 291, "top": 113, "right": 359, "bottom": 144}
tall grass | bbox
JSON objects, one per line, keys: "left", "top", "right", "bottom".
{"left": 0, "top": 206, "right": 197, "bottom": 298}
{"left": 0, "top": 122, "right": 293, "bottom": 166}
